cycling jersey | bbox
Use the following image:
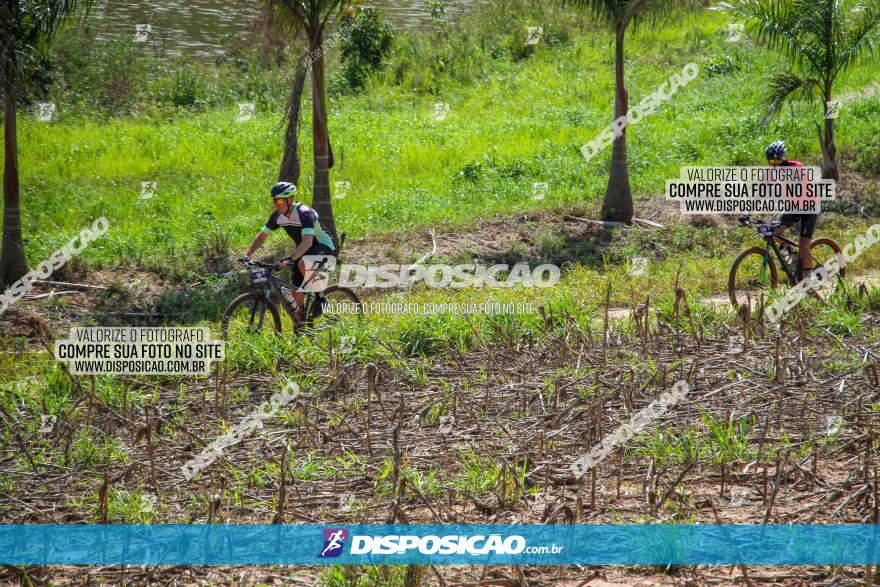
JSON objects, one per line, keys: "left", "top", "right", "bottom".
{"left": 262, "top": 202, "right": 336, "bottom": 250}
{"left": 777, "top": 160, "right": 818, "bottom": 238}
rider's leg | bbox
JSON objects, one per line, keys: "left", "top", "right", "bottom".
{"left": 777, "top": 213, "right": 795, "bottom": 240}
{"left": 800, "top": 236, "right": 812, "bottom": 280}
{"left": 799, "top": 214, "right": 817, "bottom": 281}
{"left": 297, "top": 260, "right": 326, "bottom": 294}
{"left": 290, "top": 263, "right": 306, "bottom": 321}
{"left": 296, "top": 258, "right": 329, "bottom": 318}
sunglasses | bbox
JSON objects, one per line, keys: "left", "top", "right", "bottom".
{"left": 274, "top": 198, "right": 288, "bottom": 206}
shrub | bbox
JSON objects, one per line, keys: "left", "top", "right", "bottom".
{"left": 169, "top": 61, "right": 201, "bottom": 107}
{"left": 340, "top": 7, "right": 394, "bottom": 91}
{"left": 854, "top": 134, "right": 880, "bottom": 177}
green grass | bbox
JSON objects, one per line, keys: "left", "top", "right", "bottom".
{"left": 1, "top": 2, "right": 878, "bottom": 377}
{"left": 320, "top": 564, "right": 411, "bottom": 587}
{"left": 7, "top": 5, "right": 880, "bottom": 277}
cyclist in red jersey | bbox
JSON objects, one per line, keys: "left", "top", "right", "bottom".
{"left": 765, "top": 141, "right": 817, "bottom": 280}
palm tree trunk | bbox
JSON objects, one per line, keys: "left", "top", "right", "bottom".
{"left": 278, "top": 58, "right": 308, "bottom": 184}
{"left": 601, "top": 26, "right": 634, "bottom": 224}
{"left": 816, "top": 93, "right": 839, "bottom": 181}
{"left": 820, "top": 98, "right": 839, "bottom": 180}
{"left": 309, "top": 26, "right": 339, "bottom": 246}
{"left": 1, "top": 83, "right": 28, "bottom": 288}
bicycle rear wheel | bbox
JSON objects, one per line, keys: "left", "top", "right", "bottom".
{"left": 728, "top": 247, "right": 779, "bottom": 307}
{"left": 300, "top": 286, "right": 364, "bottom": 331}
{"left": 809, "top": 237, "right": 846, "bottom": 299}
{"left": 221, "top": 293, "right": 282, "bottom": 340}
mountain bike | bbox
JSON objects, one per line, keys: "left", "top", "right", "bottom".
{"left": 221, "top": 258, "right": 362, "bottom": 340}
{"left": 728, "top": 215, "right": 845, "bottom": 307}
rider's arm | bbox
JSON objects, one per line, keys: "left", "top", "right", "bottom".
{"left": 244, "top": 231, "right": 269, "bottom": 258}
{"left": 281, "top": 234, "right": 313, "bottom": 268}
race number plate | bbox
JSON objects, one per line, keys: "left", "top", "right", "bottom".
{"left": 251, "top": 268, "right": 268, "bottom": 283}
{"left": 758, "top": 225, "right": 775, "bottom": 237}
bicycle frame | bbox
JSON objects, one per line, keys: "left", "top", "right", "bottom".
{"left": 225, "top": 257, "right": 354, "bottom": 339}
{"left": 759, "top": 233, "right": 800, "bottom": 286}
{"left": 248, "top": 263, "right": 323, "bottom": 323}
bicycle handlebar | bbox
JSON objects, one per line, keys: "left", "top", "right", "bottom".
{"left": 738, "top": 215, "right": 793, "bottom": 230}
{"left": 239, "top": 258, "right": 280, "bottom": 270}
{"left": 239, "top": 257, "right": 330, "bottom": 271}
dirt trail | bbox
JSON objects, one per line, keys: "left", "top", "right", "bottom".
{"left": 606, "top": 270, "right": 880, "bottom": 319}
{"left": 4, "top": 197, "right": 879, "bottom": 337}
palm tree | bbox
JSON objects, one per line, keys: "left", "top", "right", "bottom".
{"left": 259, "top": 1, "right": 309, "bottom": 185}
{"left": 560, "top": 0, "right": 697, "bottom": 223}
{"left": 278, "top": 60, "right": 308, "bottom": 185}
{"left": 0, "top": 0, "right": 91, "bottom": 287}
{"left": 264, "top": 0, "right": 347, "bottom": 245}
{"left": 721, "top": 0, "right": 880, "bottom": 180}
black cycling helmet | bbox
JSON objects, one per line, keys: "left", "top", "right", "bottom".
{"left": 270, "top": 182, "right": 297, "bottom": 199}
{"left": 765, "top": 140, "right": 787, "bottom": 161}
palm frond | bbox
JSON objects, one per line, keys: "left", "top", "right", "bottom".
{"left": 790, "top": 0, "right": 836, "bottom": 54}
{"left": 633, "top": 0, "right": 702, "bottom": 29}
{"left": 836, "top": 0, "right": 880, "bottom": 75}
{"left": 762, "top": 71, "right": 821, "bottom": 124}
{"left": 263, "top": 0, "right": 346, "bottom": 42}
{"left": 559, "top": 0, "right": 698, "bottom": 28}
{"left": 720, "top": 0, "right": 824, "bottom": 74}
{"left": 0, "top": 0, "right": 92, "bottom": 85}
{"left": 262, "top": 0, "right": 309, "bottom": 36}
{"left": 557, "top": 0, "right": 624, "bottom": 25}
{"left": 29, "top": 0, "right": 92, "bottom": 45}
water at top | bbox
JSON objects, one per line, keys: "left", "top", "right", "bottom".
{"left": 92, "top": 0, "right": 482, "bottom": 57}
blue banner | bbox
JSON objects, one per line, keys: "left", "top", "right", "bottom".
{"left": 1, "top": 524, "right": 878, "bottom": 565}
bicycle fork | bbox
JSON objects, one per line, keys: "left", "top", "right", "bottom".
{"left": 759, "top": 246, "right": 770, "bottom": 285}
{"left": 250, "top": 287, "right": 271, "bottom": 330}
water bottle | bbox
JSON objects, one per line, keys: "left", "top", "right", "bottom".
{"left": 780, "top": 245, "right": 797, "bottom": 274}
{"left": 281, "top": 286, "right": 297, "bottom": 308}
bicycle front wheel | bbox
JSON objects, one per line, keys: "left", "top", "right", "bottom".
{"left": 221, "top": 293, "right": 282, "bottom": 340}
{"left": 729, "top": 247, "right": 779, "bottom": 307}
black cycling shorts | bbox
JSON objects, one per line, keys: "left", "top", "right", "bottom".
{"left": 291, "top": 242, "right": 335, "bottom": 289}
{"left": 780, "top": 213, "right": 818, "bottom": 239}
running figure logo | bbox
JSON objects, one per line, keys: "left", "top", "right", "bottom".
{"left": 320, "top": 528, "right": 349, "bottom": 558}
